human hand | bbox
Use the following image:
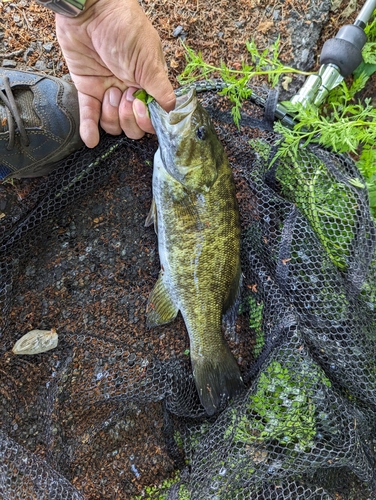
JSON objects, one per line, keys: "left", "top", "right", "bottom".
{"left": 55, "top": 0, "right": 176, "bottom": 147}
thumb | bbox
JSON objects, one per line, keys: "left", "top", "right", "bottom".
{"left": 143, "top": 70, "right": 176, "bottom": 113}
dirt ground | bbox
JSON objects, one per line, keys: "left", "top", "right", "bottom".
{"left": 0, "top": 0, "right": 371, "bottom": 87}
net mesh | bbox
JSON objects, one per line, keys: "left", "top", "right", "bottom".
{"left": 1, "top": 86, "right": 376, "bottom": 499}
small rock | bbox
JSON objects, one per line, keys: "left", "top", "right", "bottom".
{"left": 91, "top": 203, "right": 104, "bottom": 216}
{"left": 43, "top": 42, "right": 54, "bottom": 53}
{"left": 301, "top": 48, "right": 310, "bottom": 65}
{"left": 25, "top": 264, "right": 36, "bottom": 277}
{"left": 2, "top": 60, "right": 17, "bottom": 68}
{"left": 235, "top": 21, "right": 245, "bottom": 29}
{"left": 24, "top": 47, "right": 34, "bottom": 61}
{"left": 128, "top": 353, "right": 136, "bottom": 366}
{"left": 173, "top": 25, "right": 184, "bottom": 37}
{"left": 34, "top": 60, "right": 47, "bottom": 71}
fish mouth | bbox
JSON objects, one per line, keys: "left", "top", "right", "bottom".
{"left": 149, "top": 88, "right": 197, "bottom": 137}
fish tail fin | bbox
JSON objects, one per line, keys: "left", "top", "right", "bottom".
{"left": 191, "top": 346, "right": 244, "bottom": 416}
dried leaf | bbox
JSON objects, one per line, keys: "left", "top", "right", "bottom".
{"left": 12, "top": 328, "right": 58, "bottom": 355}
{"left": 170, "top": 59, "right": 180, "bottom": 69}
{"left": 282, "top": 76, "right": 292, "bottom": 91}
{"left": 257, "top": 21, "right": 274, "bottom": 34}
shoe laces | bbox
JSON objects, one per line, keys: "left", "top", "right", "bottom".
{"left": 0, "top": 76, "right": 30, "bottom": 150}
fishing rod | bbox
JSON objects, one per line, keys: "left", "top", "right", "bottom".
{"left": 225, "top": 0, "right": 376, "bottom": 128}
{"left": 290, "top": 0, "right": 376, "bottom": 108}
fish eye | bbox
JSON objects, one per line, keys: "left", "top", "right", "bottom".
{"left": 196, "top": 126, "right": 207, "bottom": 140}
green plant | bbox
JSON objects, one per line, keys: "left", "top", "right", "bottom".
{"left": 178, "top": 38, "right": 312, "bottom": 126}
{"left": 178, "top": 16, "right": 376, "bottom": 218}
{"left": 133, "top": 88, "right": 155, "bottom": 105}
{"left": 133, "top": 471, "right": 190, "bottom": 499}
{"left": 225, "top": 360, "right": 331, "bottom": 453}
{"left": 247, "top": 295, "right": 264, "bottom": 357}
{"left": 274, "top": 147, "right": 359, "bottom": 269}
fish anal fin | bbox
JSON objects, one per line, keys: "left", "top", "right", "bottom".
{"left": 191, "top": 345, "right": 244, "bottom": 416}
{"left": 222, "top": 263, "right": 242, "bottom": 327}
{"left": 145, "top": 198, "right": 158, "bottom": 233}
{"left": 146, "top": 274, "right": 178, "bottom": 327}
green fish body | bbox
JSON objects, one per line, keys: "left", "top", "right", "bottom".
{"left": 146, "top": 89, "right": 244, "bottom": 415}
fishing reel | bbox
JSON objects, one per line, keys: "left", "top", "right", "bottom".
{"left": 291, "top": 0, "right": 376, "bottom": 107}
{"left": 273, "top": 0, "right": 376, "bottom": 126}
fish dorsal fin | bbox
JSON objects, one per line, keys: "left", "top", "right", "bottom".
{"left": 145, "top": 198, "right": 158, "bottom": 234}
{"left": 146, "top": 273, "right": 179, "bottom": 327}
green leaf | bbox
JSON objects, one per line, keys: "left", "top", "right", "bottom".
{"left": 133, "top": 89, "right": 154, "bottom": 105}
{"left": 177, "top": 32, "right": 376, "bottom": 222}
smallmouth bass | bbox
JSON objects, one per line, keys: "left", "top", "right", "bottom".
{"left": 146, "top": 89, "right": 244, "bottom": 415}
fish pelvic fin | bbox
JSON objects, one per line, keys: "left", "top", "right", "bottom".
{"left": 146, "top": 273, "right": 179, "bottom": 327}
{"left": 191, "top": 345, "right": 244, "bottom": 416}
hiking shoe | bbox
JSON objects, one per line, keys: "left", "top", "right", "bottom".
{"left": 0, "top": 69, "right": 84, "bottom": 180}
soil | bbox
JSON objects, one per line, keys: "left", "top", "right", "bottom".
{"left": 0, "top": 0, "right": 371, "bottom": 87}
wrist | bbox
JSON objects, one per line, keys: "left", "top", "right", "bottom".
{"left": 35, "top": 0, "right": 99, "bottom": 17}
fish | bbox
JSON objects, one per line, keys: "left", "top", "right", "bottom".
{"left": 145, "top": 88, "right": 244, "bottom": 415}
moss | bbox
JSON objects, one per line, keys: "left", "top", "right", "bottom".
{"left": 248, "top": 295, "right": 264, "bottom": 357}
{"left": 133, "top": 471, "right": 189, "bottom": 499}
{"left": 249, "top": 138, "right": 272, "bottom": 161}
{"left": 225, "top": 360, "right": 331, "bottom": 453}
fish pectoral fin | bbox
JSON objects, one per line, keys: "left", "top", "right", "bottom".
{"left": 146, "top": 274, "right": 178, "bottom": 327}
{"left": 145, "top": 198, "right": 158, "bottom": 234}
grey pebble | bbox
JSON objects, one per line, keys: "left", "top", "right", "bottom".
{"left": 34, "top": 60, "right": 47, "bottom": 71}
{"left": 43, "top": 42, "right": 54, "bottom": 53}
{"left": 2, "top": 59, "right": 17, "bottom": 68}
{"left": 300, "top": 48, "right": 310, "bottom": 64}
{"left": 173, "top": 25, "right": 184, "bottom": 37}
{"left": 24, "top": 47, "right": 34, "bottom": 61}
{"left": 91, "top": 203, "right": 104, "bottom": 216}
{"left": 128, "top": 353, "right": 137, "bottom": 366}
{"left": 25, "top": 264, "right": 36, "bottom": 277}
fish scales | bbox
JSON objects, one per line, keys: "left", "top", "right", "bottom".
{"left": 147, "top": 89, "right": 244, "bottom": 415}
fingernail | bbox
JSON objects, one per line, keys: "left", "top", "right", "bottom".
{"left": 109, "top": 87, "right": 121, "bottom": 107}
{"left": 126, "top": 87, "right": 136, "bottom": 103}
{"left": 133, "top": 98, "right": 147, "bottom": 118}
